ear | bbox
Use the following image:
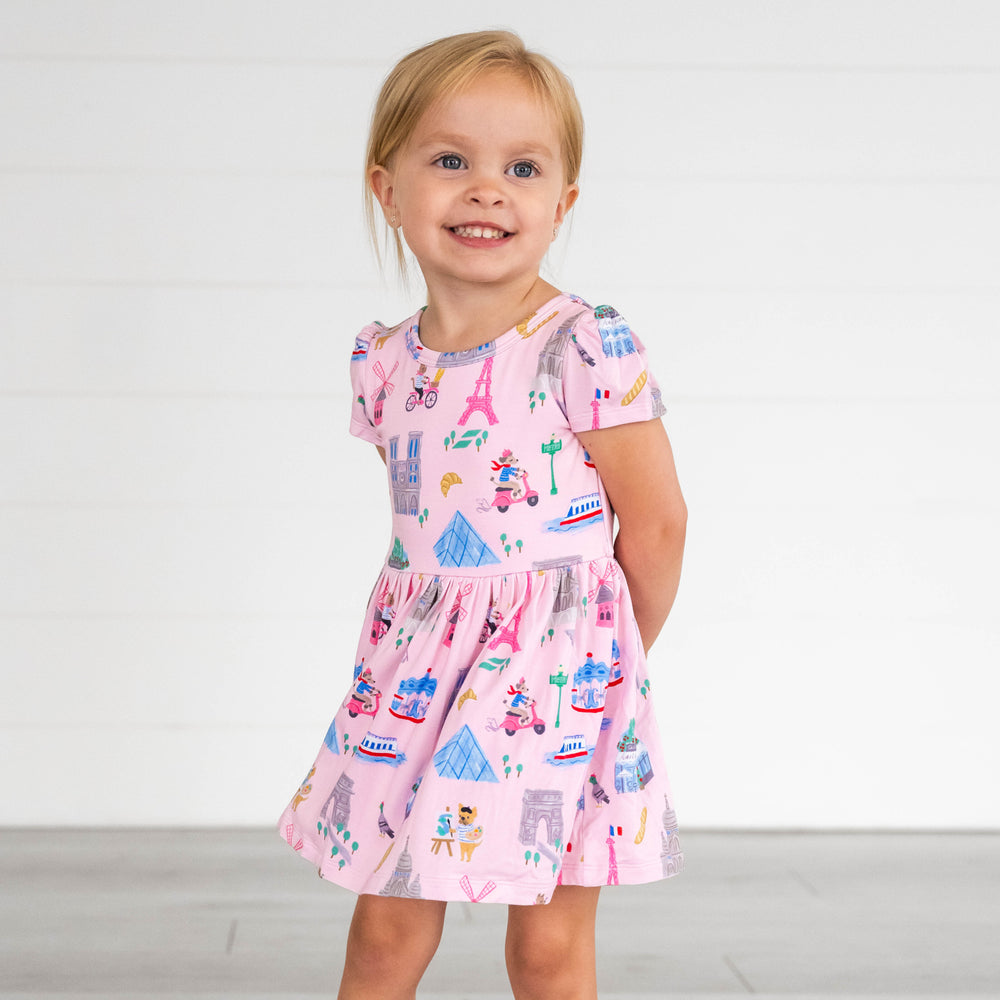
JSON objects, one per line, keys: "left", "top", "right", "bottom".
{"left": 368, "top": 164, "right": 396, "bottom": 222}
{"left": 554, "top": 183, "right": 580, "bottom": 226}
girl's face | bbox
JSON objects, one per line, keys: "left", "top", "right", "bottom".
{"left": 371, "top": 71, "right": 578, "bottom": 296}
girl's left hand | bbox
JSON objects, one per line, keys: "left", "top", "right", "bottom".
{"left": 576, "top": 419, "right": 687, "bottom": 653}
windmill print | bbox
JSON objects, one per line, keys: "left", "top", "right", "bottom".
{"left": 442, "top": 582, "right": 474, "bottom": 648}
{"left": 588, "top": 561, "right": 619, "bottom": 629}
{"left": 371, "top": 359, "right": 399, "bottom": 425}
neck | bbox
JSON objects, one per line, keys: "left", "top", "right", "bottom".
{"left": 418, "top": 276, "right": 561, "bottom": 353}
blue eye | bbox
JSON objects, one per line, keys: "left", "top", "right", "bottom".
{"left": 509, "top": 161, "right": 537, "bottom": 179}
{"left": 437, "top": 154, "right": 463, "bottom": 170}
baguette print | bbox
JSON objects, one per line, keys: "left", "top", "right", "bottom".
{"left": 634, "top": 806, "right": 648, "bottom": 844}
{"left": 620, "top": 370, "right": 648, "bottom": 406}
{"left": 373, "top": 841, "right": 395, "bottom": 873}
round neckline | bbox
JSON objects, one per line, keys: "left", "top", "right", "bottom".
{"left": 408, "top": 292, "right": 569, "bottom": 366}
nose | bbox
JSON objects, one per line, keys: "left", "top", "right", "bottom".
{"left": 465, "top": 167, "right": 504, "bottom": 206}
{"left": 470, "top": 189, "right": 503, "bottom": 206}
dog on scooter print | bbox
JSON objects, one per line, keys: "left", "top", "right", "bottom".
{"left": 485, "top": 678, "right": 548, "bottom": 736}
{"left": 505, "top": 677, "right": 532, "bottom": 725}
{"left": 490, "top": 448, "right": 525, "bottom": 499}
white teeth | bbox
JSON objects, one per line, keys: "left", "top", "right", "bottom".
{"left": 452, "top": 225, "right": 508, "bottom": 239}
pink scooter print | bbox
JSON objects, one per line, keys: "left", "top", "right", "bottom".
{"left": 492, "top": 472, "right": 540, "bottom": 513}
{"left": 346, "top": 689, "right": 381, "bottom": 719}
{"left": 499, "top": 700, "right": 546, "bottom": 736}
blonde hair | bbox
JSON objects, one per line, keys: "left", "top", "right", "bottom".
{"left": 364, "top": 30, "right": 584, "bottom": 273}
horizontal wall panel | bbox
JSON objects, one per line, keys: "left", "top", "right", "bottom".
{"left": 0, "top": 285, "right": 415, "bottom": 395}
{"left": 4, "top": 61, "right": 997, "bottom": 180}
{"left": 0, "top": 724, "right": 319, "bottom": 825}
{"left": 645, "top": 289, "right": 1000, "bottom": 404}
{"left": 677, "top": 503, "right": 999, "bottom": 625}
{"left": 0, "top": 62, "right": 380, "bottom": 172}
{"left": 578, "top": 69, "right": 1000, "bottom": 182}
{"left": 0, "top": 397, "right": 350, "bottom": 504}
{"left": 0, "top": 174, "right": 361, "bottom": 285}
{"left": 675, "top": 400, "right": 1000, "bottom": 510}
{"left": 565, "top": 180, "right": 1000, "bottom": 292}
{"left": 2, "top": 1, "right": 998, "bottom": 68}
{"left": 3, "top": 285, "right": 997, "bottom": 402}
{"left": 4, "top": 174, "right": 998, "bottom": 289}
{"left": 0, "top": 615, "right": 355, "bottom": 728}
{"left": 0, "top": 502, "right": 387, "bottom": 616}
{"left": 665, "top": 615, "right": 1000, "bottom": 827}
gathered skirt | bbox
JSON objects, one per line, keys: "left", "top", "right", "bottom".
{"left": 278, "top": 559, "right": 683, "bottom": 905}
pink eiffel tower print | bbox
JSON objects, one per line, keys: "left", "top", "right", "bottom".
{"left": 606, "top": 832, "right": 619, "bottom": 885}
{"left": 458, "top": 357, "right": 499, "bottom": 426}
{"left": 591, "top": 387, "right": 609, "bottom": 430}
{"left": 488, "top": 573, "right": 530, "bottom": 653}
{"left": 488, "top": 604, "right": 523, "bottom": 654}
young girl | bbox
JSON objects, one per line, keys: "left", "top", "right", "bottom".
{"left": 279, "top": 30, "right": 687, "bottom": 1000}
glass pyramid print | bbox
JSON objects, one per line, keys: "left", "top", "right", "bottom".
{"left": 433, "top": 724, "right": 499, "bottom": 782}
{"left": 433, "top": 511, "right": 501, "bottom": 568}
{"left": 324, "top": 717, "right": 339, "bottom": 754}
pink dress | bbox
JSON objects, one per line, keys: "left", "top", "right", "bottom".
{"left": 278, "top": 292, "right": 683, "bottom": 905}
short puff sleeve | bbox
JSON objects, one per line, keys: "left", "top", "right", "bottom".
{"left": 561, "top": 305, "right": 667, "bottom": 433}
{"left": 348, "top": 323, "right": 383, "bottom": 445}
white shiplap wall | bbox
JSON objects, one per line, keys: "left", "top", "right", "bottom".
{"left": 2, "top": 1, "right": 998, "bottom": 827}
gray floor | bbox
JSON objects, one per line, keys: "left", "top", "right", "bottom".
{"left": 0, "top": 830, "right": 997, "bottom": 999}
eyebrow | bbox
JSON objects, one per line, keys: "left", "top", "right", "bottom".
{"left": 414, "top": 133, "right": 557, "bottom": 159}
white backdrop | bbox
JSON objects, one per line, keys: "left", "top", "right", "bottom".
{"left": 2, "top": 1, "right": 998, "bottom": 827}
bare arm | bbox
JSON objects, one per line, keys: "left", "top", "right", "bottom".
{"left": 575, "top": 419, "right": 687, "bottom": 655}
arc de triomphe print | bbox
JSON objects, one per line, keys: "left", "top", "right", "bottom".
{"left": 519, "top": 789, "right": 564, "bottom": 845}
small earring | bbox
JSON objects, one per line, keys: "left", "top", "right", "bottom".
{"left": 552, "top": 224, "right": 560, "bottom": 239}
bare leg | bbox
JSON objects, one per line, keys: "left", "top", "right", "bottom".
{"left": 337, "top": 894, "right": 446, "bottom": 1000}
{"left": 505, "top": 885, "right": 600, "bottom": 1000}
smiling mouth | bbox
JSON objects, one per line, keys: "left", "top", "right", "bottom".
{"left": 450, "top": 225, "right": 512, "bottom": 239}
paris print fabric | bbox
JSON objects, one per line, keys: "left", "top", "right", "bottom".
{"left": 277, "top": 293, "right": 683, "bottom": 905}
